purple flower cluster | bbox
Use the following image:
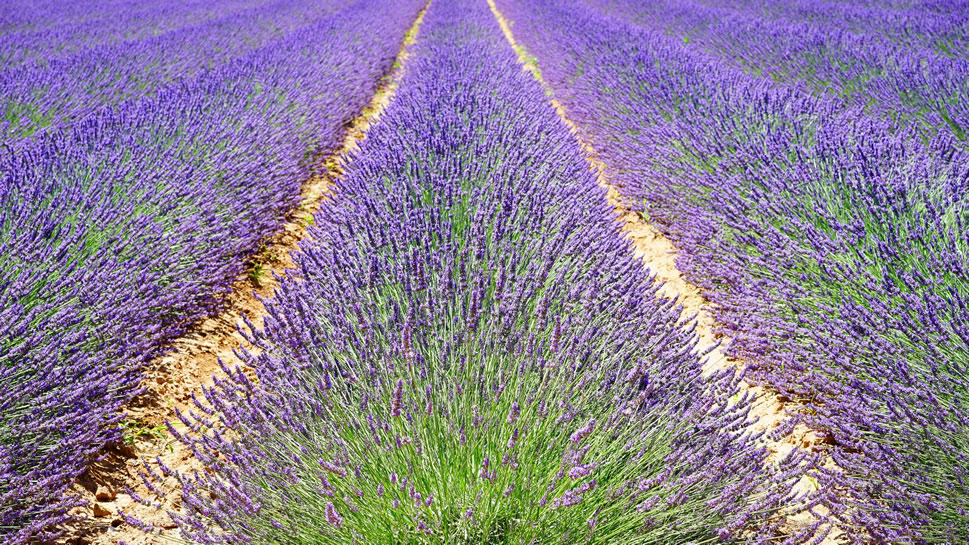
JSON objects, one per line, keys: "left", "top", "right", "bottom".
{"left": 155, "top": 0, "right": 806, "bottom": 543}
{"left": 497, "top": 0, "right": 968, "bottom": 541}
{"left": 0, "top": 1, "right": 423, "bottom": 542}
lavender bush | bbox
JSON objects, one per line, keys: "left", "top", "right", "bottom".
{"left": 497, "top": 0, "right": 968, "bottom": 541}
{"left": 0, "top": 1, "right": 423, "bottom": 542}
{"left": 151, "top": 1, "right": 808, "bottom": 543}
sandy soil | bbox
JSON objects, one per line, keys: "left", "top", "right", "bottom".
{"left": 56, "top": 5, "right": 430, "bottom": 544}
{"left": 486, "top": 0, "right": 843, "bottom": 541}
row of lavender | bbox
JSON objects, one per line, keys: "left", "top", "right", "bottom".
{"left": 0, "top": 0, "right": 265, "bottom": 67}
{"left": 585, "top": 0, "right": 969, "bottom": 144}
{"left": 497, "top": 0, "right": 968, "bottom": 541}
{"left": 683, "top": 0, "right": 969, "bottom": 51}
{"left": 712, "top": 0, "right": 969, "bottom": 49}
{"left": 139, "top": 0, "right": 809, "bottom": 542}
{"left": 0, "top": 1, "right": 424, "bottom": 542}
{"left": 0, "top": 0, "right": 346, "bottom": 142}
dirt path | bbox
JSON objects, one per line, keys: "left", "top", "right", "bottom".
{"left": 486, "top": 0, "right": 842, "bottom": 541}
{"left": 58, "top": 5, "right": 429, "bottom": 544}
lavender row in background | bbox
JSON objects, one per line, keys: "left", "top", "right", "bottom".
{"left": 498, "top": 0, "right": 968, "bottom": 541}
{"left": 602, "top": 0, "right": 969, "bottom": 54}
{"left": 148, "top": 0, "right": 807, "bottom": 543}
{"left": 0, "top": 0, "right": 346, "bottom": 143}
{"left": 0, "top": 1, "right": 423, "bottom": 542}
{"left": 705, "top": 0, "right": 969, "bottom": 51}
{"left": 0, "top": 0, "right": 264, "bottom": 67}
{"left": 583, "top": 0, "right": 969, "bottom": 145}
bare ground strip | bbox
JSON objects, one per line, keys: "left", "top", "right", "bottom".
{"left": 485, "top": 0, "right": 842, "bottom": 541}
{"left": 58, "top": 5, "right": 430, "bottom": 544}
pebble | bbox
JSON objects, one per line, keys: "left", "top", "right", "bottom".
{"left": 92, "top": 503, "right": 112, "bottom": 517}
{"left": 95, "top": 485, "right": 117, "bottom": 502}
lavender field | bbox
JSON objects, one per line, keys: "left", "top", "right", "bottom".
{"left": 1, "top": 0, "right": 965, "bottom": 544}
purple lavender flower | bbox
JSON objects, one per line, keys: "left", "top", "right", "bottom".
{"left": 391, "top": 379, "right": 404, "bottom": 418}
{"left": 325, "top": 502, "right": 342, "bottom": 528}
{"left": 569, "top": 419, "right": 595, "bottom": 444}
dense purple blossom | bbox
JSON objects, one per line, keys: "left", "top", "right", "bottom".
{"left": 0, "top": 1, "right": 423, "bottom": 542}
{"left": 497, "top": 0, "right": 969, "bottom": 541}
{"left": 153, "top": 0, "right": 805, "bottom": 543}
{"left": 325, "top": 502, "right": 343, "bottom": 527}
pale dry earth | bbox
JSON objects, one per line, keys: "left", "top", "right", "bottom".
{"left": 57, "top": 5, "right": 430, "bottom": 544}
{"left": 486, "top": 0, "right": 843, "bottom": 541}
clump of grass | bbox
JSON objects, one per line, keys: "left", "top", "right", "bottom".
{"left": 248, "top": 261, "right": 266, "bottom": 286}
{"left": 117, "top": 420, "right": 173, "bottom": 453}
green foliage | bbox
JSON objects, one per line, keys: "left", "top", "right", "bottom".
{"left": 118, "top": 420, "right": 168, "bottom": 448}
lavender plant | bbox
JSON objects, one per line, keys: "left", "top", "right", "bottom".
{"left": 0, "top": 1, "right": 423, "bottom": 542}
{"left": 150, "top": 1, "right": 806, "bottom": 543}
{"left": 496, "top": 0, "right": 968, "bottom": 541}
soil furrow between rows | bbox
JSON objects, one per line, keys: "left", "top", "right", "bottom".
{"left": 485, "top": 1, "right": 842, "bottom": 541}
{"left": 58, "top": 5, "right": 430, "bottom": 543}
